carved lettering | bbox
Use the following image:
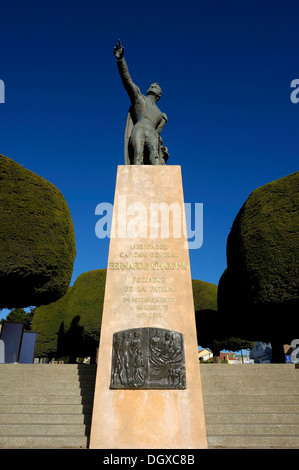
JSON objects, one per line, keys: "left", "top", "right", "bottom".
{"left": 133, "top": 277, "right": 166, "bottom": 283}
{"left": 109, "top": 261, "right": 188, "bottom": 270}
{"left": 150, "top": 286, "right": 173, "bottom": 292}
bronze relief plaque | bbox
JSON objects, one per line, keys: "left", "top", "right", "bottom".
{"left": 110, "top": 327, "right": 186, "bottom": 390}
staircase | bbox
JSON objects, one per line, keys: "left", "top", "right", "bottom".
{"left": 200, "top": 363, "right": 299, "bottom": 449}
{"left": 0, "top": 364, "right": 96, "bottom": 449}
{"left": 1, "top": 363, "right": 298, "bottom": 449}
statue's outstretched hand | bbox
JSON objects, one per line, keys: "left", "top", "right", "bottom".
{"left": 114, "top": 39, "right": 124, "bottom": 59}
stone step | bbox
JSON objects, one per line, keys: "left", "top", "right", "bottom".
{"left": 206, "top": 423, "right": 299, "bottom": 435}
{"left": 0, "top": 390, "right": 94, "bottom": 398}
{"left": 200, "top": 364, "right": 295, "bottom": 370}
{"left": 201, "top": 372, "right": 299, "bottom": 391}
{"left": 205, "top": 412, "right": 299, "bottom": 424}
{"left": 0, "top": 423, "right": 90, "bottom": 436}
{"left": 0, "top": 404, "right": 93, "bottom": 414}
{"left": 0, "top": 371, "right": 96, "bottom": 378}
{"left": 208, "top": 435, "right": 299, "bottom": 449}
{"left": 202, "top": 388, "right": 299, "bottom": 395}
{"left": 202, "top": 384, "right": 299, "bottom": 392}
{"left": 201, "top": 370, "right": 298, "bottom": 383}
{"left": 201, "top": 371, "right": 297, "bottom": 379}
{"left": 0, "top": 372, "right": 97, "bottom": 380}
{"left": 0, "top": 394, "right": 93, "bottom": 405}
{"left": 0, "top": 379, "right": 95, "bottom": 386}
{"left": 0, "top": 413, "right": 91, "bottom": 424}
{"left": 204, "top": 404, "right": 299, "bottom": 414}
{"left": 200, "top": 365, "right": 299, "bottom": 379}
{"left": 0, "top": 378, "right": 95, "bottom": 386}
{"left": 202, "top": 383, "right": 299, "bottom": 393}
{"left": 0, "top": 435, "right": 88, "bottom": 449}
{"left": 0, "top": 381, "right": 95, "bottom": 389}
{"left": 0, "top": 369, "right": 96, "bottom": 377}
{"left": 0, "top": 384, "right": 92, "bottom": 395}
{"left": 0, "top": 383, "right": 94, "bottom": 396}
{"left": 0, "top": 364, "right": 96, "bottom": 372}
{"left": 203, "top": 394, "right": 299, "bottom": 404}
{"left": 0, "top": 370, "right": 96, "bottom": 380}
{"left": 201, "top": 370, "right": 298, "bottom": 376}
{"left": 200, "top": 366, "right": 299, "bottom": 377}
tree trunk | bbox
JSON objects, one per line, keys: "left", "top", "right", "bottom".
{"left": 271, "top": 339, "right": 286, "bottom": 363}
{"left": 213, "top": 352, "right": 221, "bottom": 363}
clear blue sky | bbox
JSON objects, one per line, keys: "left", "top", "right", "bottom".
{"left": 0, "top": 0, "right": 298, "bottom": 320}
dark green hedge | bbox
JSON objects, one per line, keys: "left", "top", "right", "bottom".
{"left": 218, "top": 171, "right": 299, "bottom": 345}
{"left": 192, "top": 279, "right": 217, "bottom": 311}
{"left": 0, "top": 154, "right": 76, "bottom": 308}
{"left": 32, "top": 269, "right": 106, "bottom": 359}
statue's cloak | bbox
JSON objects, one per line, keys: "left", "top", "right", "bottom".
{"left": 124, "top": 107, "right": 134, "bottom": 165}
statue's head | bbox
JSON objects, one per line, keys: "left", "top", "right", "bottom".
{"left": 147, "top": 83, "right": 162, "bottom": 101}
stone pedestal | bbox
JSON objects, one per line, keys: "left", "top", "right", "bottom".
{"left": 89, "top": 166, "right": 207, "bottom": 449}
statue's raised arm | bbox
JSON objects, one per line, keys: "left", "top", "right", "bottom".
{"left": 113, "top": 39, "right": 169, "bottom": 165}
{"left": 113, "top": 39, "right": 140, "bottom": 103}
{"left": 113, "top": 39, "right": 124, "bottom": 60}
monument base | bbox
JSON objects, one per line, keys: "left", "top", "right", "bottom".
{"left": 89, "top": 166, "right": 207, "bottom": 449}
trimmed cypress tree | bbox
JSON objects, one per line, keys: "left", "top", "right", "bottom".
{"left": 192, "top": 279, "right": 217, "bottom": 312}
{"left": 32, "top": 269, "right": 106, "bottom": 360}
{"left": 218, "top": 171, "right": 299, "bottom": 360}
{"left": 0, "top": 154, "right": 76, "bottom": 308}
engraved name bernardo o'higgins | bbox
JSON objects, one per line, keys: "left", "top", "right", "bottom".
{"left": 108, "top": 261, "right": 189, "bottom": 270}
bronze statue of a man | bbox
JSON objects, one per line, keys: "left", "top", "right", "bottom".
{"left": 113, "top": 39, "right": 169, "bottom": 165}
